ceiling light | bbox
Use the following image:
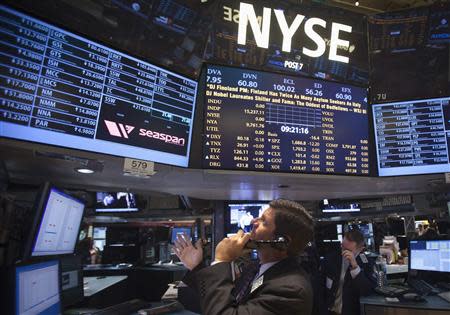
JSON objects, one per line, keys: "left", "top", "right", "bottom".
{"left": 355, "top": 1, "right": 359, "bottom": 6}
{"left": 75, "top": 167, "right": 95, "bottom": 174}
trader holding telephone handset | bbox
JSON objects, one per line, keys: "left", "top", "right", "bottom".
{"left": 174, "top": 199, "right": 314, "bottom": 315}
{"left": 323, "top": 229, "right": 377, "bottom": 315}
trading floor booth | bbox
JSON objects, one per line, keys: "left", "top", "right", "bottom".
{"left": 361, "top": 239, "right": 450, "bottom": 314}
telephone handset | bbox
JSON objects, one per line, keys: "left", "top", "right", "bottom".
{"left": 244, "top": 236, "right": 288, "bottom": 250}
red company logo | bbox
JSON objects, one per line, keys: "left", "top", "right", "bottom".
{"left": 104, "top": 120, "right": 135, "bottom": 139}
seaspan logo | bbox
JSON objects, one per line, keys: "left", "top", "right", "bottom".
{"left": 104, "top": 120, "right": 135, "bottom": 138}
{"left": 139, "top": 128, "right": 185, "bottom": 146}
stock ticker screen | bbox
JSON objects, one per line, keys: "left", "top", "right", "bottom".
{"left": 203, "top": 65, "right": 370, "bottom": 175}
{"left": 373, "top": 97, "right": 450, "bottom": 176}
{"left": 0, "top": 5, "right": 197, "bottom": 167}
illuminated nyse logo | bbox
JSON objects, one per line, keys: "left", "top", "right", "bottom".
{"left": 104, "top": 120, "right": 185, "bottom": 146}
{"left": 237, "top": 2, "right": 352, "bottom": 63}
{"left": 104, "top": 120, "right": 135, "bottom": 139}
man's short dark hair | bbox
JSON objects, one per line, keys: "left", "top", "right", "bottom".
{"left": 344, "top": 229, "right": 365, "bottom": 246}
{"left": 269, "top": 199, "right": 313, "bottom": 256}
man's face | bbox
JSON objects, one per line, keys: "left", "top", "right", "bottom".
{"left": 341, "top": 237, "right": 360, "bottom": 254}
{"left": 250, "top": 207, "right": 276, "bottom": 241}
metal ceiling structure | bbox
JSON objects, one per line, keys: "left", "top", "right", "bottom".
{"left": 0, "top": 0, "right": 448, "bottom": 201}
{"left": 1, "top": 138, "right": 447, "bottom": 201}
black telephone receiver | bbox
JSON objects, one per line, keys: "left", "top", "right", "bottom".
{"left": 245, "top": 236, "right": 288, "bottom": 250}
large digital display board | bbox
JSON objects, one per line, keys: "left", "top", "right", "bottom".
{"left": 3, "top": 0, "right": 214, "bottom": 78}
{"left": 206, "top": 0, "right": 369, "bottom": 86}
{"left": 0, "top": 5, "right": 197, "bottom": 167}
{"left": 373, "top": 97, "right": 450, "bottom": 176}
{"left": 203, "top": 65, "right": 369, "bottom": 175}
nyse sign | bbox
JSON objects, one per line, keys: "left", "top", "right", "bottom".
{"left": 236, "top": 2, "right": 353, "bottom": 63}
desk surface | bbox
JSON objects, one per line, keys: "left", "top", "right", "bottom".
{"left": 135, "top": 264, "right": 188, "bottom": 271}
{"left": 83, "top": 264, "right": 187, "bottom": 272}
{"left": 84, "top": 264, "right": 133, "bottom": 271}
{"left": 165, "top": 311, "right": 198, "bottom": 315}
{"left": 83, "top": 275, "right": 128, "bottom": 297}
{"left": 361, "top": 294, "right": 450, "bottom": 311}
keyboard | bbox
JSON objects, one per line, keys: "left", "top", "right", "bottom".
{"left": 136, "top": 301, "right": 184, "bottom": 315}
{"left": 375, "top": 285, "right": 410, "bottom": 297}
{"left": 408, "top": 279, "right": 436, "bottom": 295}
{"left": 89, "top": 299, "right": 151, "bottom": 315}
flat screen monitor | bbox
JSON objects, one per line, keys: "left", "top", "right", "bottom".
{"left": 171, "top": 227, "right": 192, "bottom": 243}
{"left": 410, "top": 239, "right": 450, "bottom": 273}
{"left": 15, "top": 260, "right": 61, "bottom": 315}
{"left": 93, "top": 227, "right": 107, "bottom": 239}
{"left": 0, "top": 5, "right": 198, "bottom": 167}
{"left": 321, "top": 199, "right": 361, "bottom": 214}
{"left": 28, "top": 184, "right": 85, "bottom": 257}
{"left": 95, "top": 192, "right": 138, "bottom": 213}
{"left": 203, "top": 64, "right": 370, "bottom": 175}
{"left": 227, "top": 203, "right": 269, "bottom": 235}
{"left": 373, "top": 97, "right": 450, "bottom": 176}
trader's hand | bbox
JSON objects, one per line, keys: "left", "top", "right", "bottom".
{"left": 215, "top": 230, "right": 251, "bottom": 262}
{"left": 174, "top": 234, "right": 203, "bottom": 271}
{"left": 342, "top": 250, "right": 358, "bottom": 269}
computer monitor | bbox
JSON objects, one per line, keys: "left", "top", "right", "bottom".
{"left": 93, "top": 227, "right": 107, "bottom": 239}
{"left": 226, "top": 203, "right": 269, "bottom": 235}
{"left": 25, "top": 183, "right": 85, "bottom": 258}
{"left": 93, "top": 227, "right": 107, "bottom": 251}
{"left": 95, "top": 192, "right": 139, "bottom": 213}
{"left": 171, "top": 227, "right": 192, "bottom": 244}
{"left": 15, "top": 260, "right": 61, "bottom": 315}
{"left": 409, "top": 239, "right": 450, "bottom": 273}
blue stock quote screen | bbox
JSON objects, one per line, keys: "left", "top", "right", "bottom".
{"left": 203, "top": 65, "right": 370, "bottom": 175}
{"left": 0, "top": 5, "right": 197, "bottom": 167}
